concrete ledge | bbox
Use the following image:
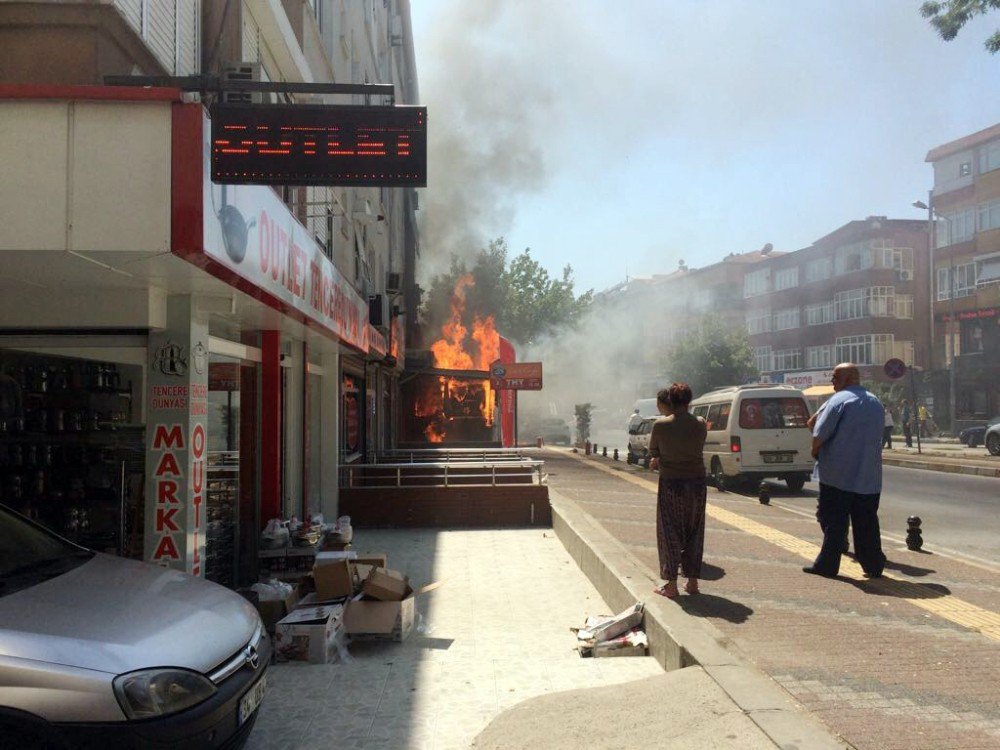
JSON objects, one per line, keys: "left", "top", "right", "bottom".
{"left": 882, "top": 455, "right": 1000, "bottom": 478}
{"left": 550, "top": 488, "right": 850, "bottom": 750}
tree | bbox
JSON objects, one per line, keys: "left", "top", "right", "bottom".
{"left": 421, "top": 237, "right": 593, "bottom": 346}
{"left": 574, "top": 403, "right": 593, "bottom": 445}
{"left": 665, "top": 316, "right": 758, "bottom": 396}
{"left": 921, "top": 0, "right": 1000, "bottom": 53}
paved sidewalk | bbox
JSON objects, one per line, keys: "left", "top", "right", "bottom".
{"left": 547, "top": 448, "right": 1000, "bottom": 750}
{"left": 245, "top": 528, "right": 666, "bottom": 749}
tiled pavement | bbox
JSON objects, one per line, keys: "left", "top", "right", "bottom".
{"left": 245, "top": 528, "right": 662, "bottom": 750}
{"left": 546, "top": 449, "right": 1000, "bottom": 750}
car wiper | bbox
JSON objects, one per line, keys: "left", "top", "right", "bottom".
{"left": 3, "top": 551, "right": 95, "bottom": 579}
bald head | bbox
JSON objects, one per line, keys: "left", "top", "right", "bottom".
{"left": 831, "top": 363, "right": 860, "bottom": 391}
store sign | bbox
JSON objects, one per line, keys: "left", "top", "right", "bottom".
{"left": 145, "top": 297, "right": 208, "bottom": 576}
{"left": 783, "top": 370, "right": 832, "bottom": 388}
{"left": 490, "top": 361, "right": 543, "bottom": 390}
{"left": 369, "top": 326, "right": 388, "bottom": 358}
{"left": 202, "top": 129, "right": 370, "bottom": 353}
{"left": 938, "top": 306, "right": 1000, "bottom": 323}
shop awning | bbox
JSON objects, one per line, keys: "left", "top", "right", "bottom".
{"left": 802, "top": 384, "right": 835, "bottom": 397}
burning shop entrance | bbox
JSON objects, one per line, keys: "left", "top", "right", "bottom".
{"left": 401, "top": 274, "right": 515, "bottom": 447}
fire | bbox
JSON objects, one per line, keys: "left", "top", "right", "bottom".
{"left": 420, "top": 273, "right": 500, "bottom": 441}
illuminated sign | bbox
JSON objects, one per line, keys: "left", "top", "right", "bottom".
{"left": 209, "top": 104, "right": 426, "bottom": 186}
{"left": 490, "top": 361, "right": 543, "bottom": 390}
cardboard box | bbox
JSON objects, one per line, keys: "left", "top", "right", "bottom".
{"left": 256, "top": 585, "right": 301, "bottom": 634}
{"left": 362, "top": 567, "right": 408, "bottom": 601}
{"left": 344, "top": 580, "right": 441, "bottom": 642}
{"left": 312, "top": 556, "right": 358, "bottom": 600}
{"left": 274, "top": 604, "right": 345, "bottom": 663}
{"left": 354, "top": 553, "right": 388, "bottom": 568}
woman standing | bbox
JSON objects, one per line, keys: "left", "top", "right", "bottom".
{"left": 648, "top": 383, "right": 708, "bottom": 599}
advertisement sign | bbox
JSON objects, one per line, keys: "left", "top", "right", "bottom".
{"left": 145, "top": 297, "right": 208, "bottom": 577}
{"left": 490, "top": 361, "right": 543, "bottom": 390}
{"left": 782, "top": 370, "right": 832, "bottom": 389}
{"left": 201, "top": 116, "right": 370, "bottom": 353}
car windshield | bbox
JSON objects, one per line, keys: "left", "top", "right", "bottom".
{"left": 0, "top": 504, "right": 93, "bottom": 596}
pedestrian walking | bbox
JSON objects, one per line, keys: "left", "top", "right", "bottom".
{"left": 648, "top": 383, "right": 708, "bottom": 599}
{"left": 900, "top": 399, "right": 913, "bottom": 448}
{"left": 918, "top": 403, "right": 930, "bottom": 438}
{"left": 882, "top": 406, "right": 894, "bottom": 449}
{"left": 804, "top": 363, "right": 887, "bottom": 579}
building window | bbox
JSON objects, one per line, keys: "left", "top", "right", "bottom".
{"left": 834, "top": 288, "right": 865, "bottom": 320}
{"left": 743, "top": 269, "right": 770, "bottom": 298}
{"left": 774, "top": 267, "right": 799, "bottom": 291}
{"left": 939, "top": 209, "right": 976, "bottom": 248}
{"left": 772, "top": 349, "right": 802, "bottom": 371}
{"left": 939, "top": 263, "right": 979, "bottom": 300}
{"left": 865, "top": 286, "right": 895, "bottom": 318}
{"left": 746, "top": 311, "right": 772, "bottom": 335}
{"left": 805, "top": 257, "right": 833, "bottom": 283}
{"left": 834, "top": 242, "right": 872, "bottom": 275}
{"left": 835, "top": 334, "right": 893, "bottom": 366}
{"left": 806, "top": 344, "right": 835, "bottom": 369}
{"left": 979, "top": 142, "right": 1000, "bottom": 175}
{"left": 894, "top": 294, "right": 914, "bottom": 319}
{"left": 805, "top": 301, "right": 834, "bottom": 326}
{"left": 773, "top": 307, "right": 800, "bottom": 331}
{"left": 978, "top": 199, "right": 1000, "bottom": 233}
{"left": 754, "top": 346, "right": 772, "bottom": 373}
{"left": 959, "top": 161, "right": 972, "bottom": 177}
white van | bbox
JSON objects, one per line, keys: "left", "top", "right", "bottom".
{"left": 689, "top": 384, "right": 813, "bottom": 491}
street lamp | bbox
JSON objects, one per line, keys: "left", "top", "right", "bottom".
{"left": 912, "top": 197, "right": 956, "bottom": 434}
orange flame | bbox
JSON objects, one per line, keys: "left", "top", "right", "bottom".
{"left": 420, "top": 274, "right": 501, "bottom": 440}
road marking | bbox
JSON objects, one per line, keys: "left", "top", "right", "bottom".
{"left": 558, "top": 450, "right": 1000, "bottom": 642}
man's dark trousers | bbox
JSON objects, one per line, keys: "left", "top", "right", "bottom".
{"left": 811, "top": 483, "right": 886, "bottom": 577}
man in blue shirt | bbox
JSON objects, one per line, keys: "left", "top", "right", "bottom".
{"left": 804, "top": 363, "right": 886, "bottom": 579}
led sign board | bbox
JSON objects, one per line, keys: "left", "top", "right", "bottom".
{"left": 209, "top": 104, "right": 426, "bottom": 187}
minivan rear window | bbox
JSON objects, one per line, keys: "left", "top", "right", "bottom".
{"left": 739, "top": 398, "right": 809, "bottom": 429}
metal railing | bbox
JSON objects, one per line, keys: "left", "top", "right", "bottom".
{"left": 341, "top": 458, "right": 547, "bottom": 488}
{"left": 374, "top": 447, "right": 538, "bottom": 464}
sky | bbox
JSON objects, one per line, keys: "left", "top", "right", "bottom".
{"left": 408, "top": 0, "right": 1000, "bottom": 295}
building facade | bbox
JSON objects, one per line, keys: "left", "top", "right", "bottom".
{"left": 0, "top": 0, "right": 420, "bottom": 585}
{"left": 744, "top": 218, "right": 930, "bottom": 390}
{"left": 925, "top": 123, "right": 1000, "bottom": 430}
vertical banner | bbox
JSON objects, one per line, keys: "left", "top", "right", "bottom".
{"left": 145, "top": 296, "right": 209, "bottom": 576}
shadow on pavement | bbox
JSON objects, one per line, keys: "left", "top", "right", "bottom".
{"left": 699, "top": 562, "right": 726, "bottom": 581}
{"left": 883, "top": 558, "right": 936, "bottom": 577}
{"left": 677, "top": 593, "right": 753, "bottom": 624}
{"left": 851, "top": 578, "right": 951, "bottom": 598}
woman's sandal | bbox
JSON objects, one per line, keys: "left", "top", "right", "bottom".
{"left": 684, "top": 581, "right": 700, "bottom": 595}
{"left": 653, "top": 583, "right": 679, "bottom": 599}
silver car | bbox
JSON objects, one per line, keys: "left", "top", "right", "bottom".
{"left": 0, "top": 504, "right": 268, "bottom": 749}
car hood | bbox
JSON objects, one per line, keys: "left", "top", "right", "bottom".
{"left": 0, "top": 554, "right": 259, "bottom": 676}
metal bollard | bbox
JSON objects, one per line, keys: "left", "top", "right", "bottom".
{"left": 906, "top": 516, "right": 923, "bottom": 551}
{"left": 536, "top": 437, "right": 543, "bottom": 448}
{"left": 613, "top": 448, "right": 619, "bottom": 461}
{"left": 602, "top": 446, "right": 607, "bottom": 457}
{"left": 758, "top": 481, "right": 770, "bottom": 505}
{"left": 585, "top": 441, "right": 591, "bottom": 455}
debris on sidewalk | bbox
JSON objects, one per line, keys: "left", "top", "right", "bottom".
{"left": 573, "top": 602, "right": 647, "bottom": 657}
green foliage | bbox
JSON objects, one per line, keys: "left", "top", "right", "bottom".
{"left": 574, "top": 402, "right": 593, "bottom": 444}
{"left": 665, "top": 315, "right": 758, "bottom": 397}
{"left": 921, "top": 0, "right": 1000, "bottom": 52}
{"left": 421, "top": 237, "right": 593, "bottom": 346}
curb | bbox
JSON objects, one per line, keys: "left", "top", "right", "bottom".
{"left": 549, "top": 487, "right": 851, "bottom": 750}
{"left": 881, "top": 455, "right": 1000, "bottom": 478}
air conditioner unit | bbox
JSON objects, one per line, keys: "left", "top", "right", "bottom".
{"left": 385, "top": 272, "right": 402, "bottom": 293}
{"left": 369, "top": 294, "right": 389, "bottom": 331}
{"left": 222, "top": 64, "right": 261, "bottom": 104}
{"left": 896, "top": 269, "right": 913, "bottom": 281}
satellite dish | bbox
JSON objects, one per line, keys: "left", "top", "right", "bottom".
{"left": 761, "top": 243, "right": 773, "bottom": 255}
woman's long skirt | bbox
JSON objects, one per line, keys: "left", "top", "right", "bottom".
{"left": 656, "top": 476, "right": 707, "bottom": 580}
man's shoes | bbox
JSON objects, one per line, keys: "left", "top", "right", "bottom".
{"left": 863, "top": 570, "right": 883, "bottom": 579}
{"left": 802, "top": 566, "right": 836, "bottom": 578}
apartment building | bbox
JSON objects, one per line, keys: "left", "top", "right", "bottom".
{"left": 743, "top": 218, "right": 930, "bottom": 389}
{"left": 925, "top": 123, "right": 1000, "bottom": 429}
{"left": 0, "top": 1, "right": 420, "bottom": 584}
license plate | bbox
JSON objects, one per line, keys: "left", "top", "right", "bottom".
{"left": 762, "top": 453, "right": 793, "bottom": 464}
{"left": 239, "top": 675, "right": 266, "bottom": 725}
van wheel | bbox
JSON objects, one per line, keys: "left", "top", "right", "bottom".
{"left": 785, "top": 475, "right": 806, "bottom": 492}
{"left": 711, "top": 458, "right": 726, "bottom": 491}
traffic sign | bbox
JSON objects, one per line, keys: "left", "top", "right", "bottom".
{"left": 884, "top": 358, "right": 907, "bottom": 379}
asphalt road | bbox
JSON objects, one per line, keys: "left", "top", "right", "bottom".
{"left": 585, "top": 428, "right": 999, "bottom": 567}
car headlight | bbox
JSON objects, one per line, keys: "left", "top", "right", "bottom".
{"left": 113, "top": 668, "right": 217, "bottom": 720}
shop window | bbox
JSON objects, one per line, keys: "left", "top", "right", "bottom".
{"left": 342, "top": 373, "right": 362, "bottom": 458}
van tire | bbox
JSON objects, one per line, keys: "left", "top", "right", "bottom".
{"left": 711, "top": 458, "right": 726, "bottom": 491}
{"left": 785, "top": 475, "right": 806, "bottom": 492}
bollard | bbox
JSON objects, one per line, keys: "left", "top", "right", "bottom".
{"left": 536, "top": 437, "right": 543, "bottom": 448}
{"left": 613, "top": 448, "right": 619, "bottom": 461}
{"left": 585, "top": 441, "right": 591, "bottom": 455}
{"left": 602, "top": 446, "right": 607, "bottom": 457}
{"left": 906, "top": 516, "right": 923, "bottom": 551}
{"left": 758, "top": 481, "right": 770, "bottom": 505}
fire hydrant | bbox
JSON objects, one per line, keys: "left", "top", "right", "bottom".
{"left": 906, "top": 516, "right": 923, "bottom": 551}
{"left": 758, "top": 481, "right": 770, "bottom": 505}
